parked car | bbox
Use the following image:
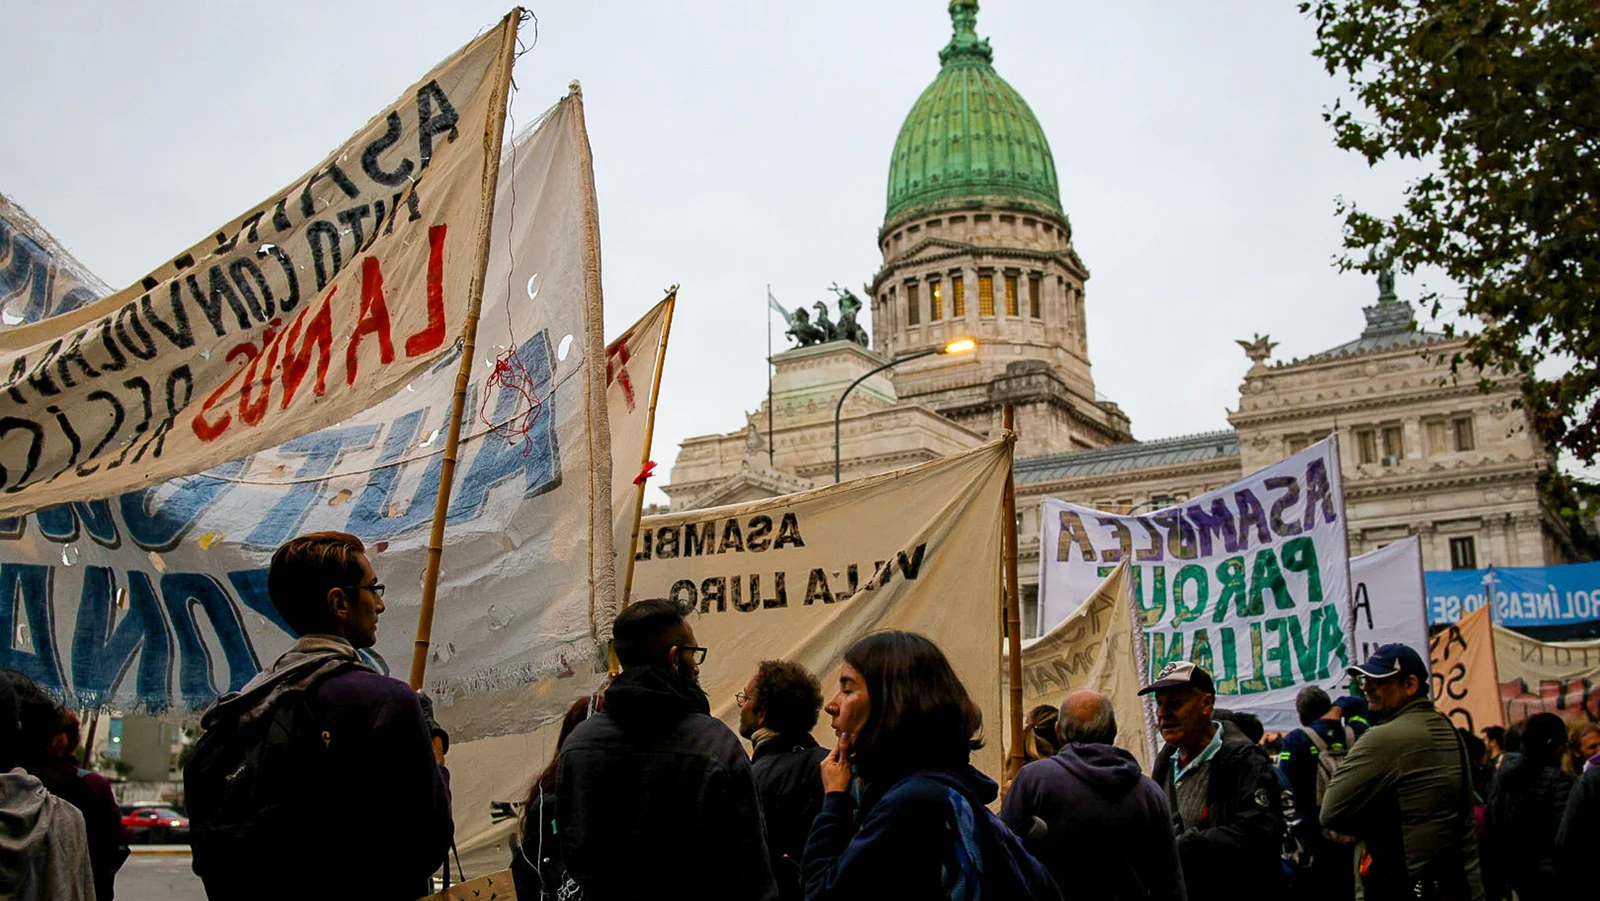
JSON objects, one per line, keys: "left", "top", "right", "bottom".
{"left": 119, "top": 805, "right": 190, "bottom": 844}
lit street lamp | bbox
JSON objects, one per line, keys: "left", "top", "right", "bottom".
{"left": 833, "top": 338, "right": 976, "bottom": 483}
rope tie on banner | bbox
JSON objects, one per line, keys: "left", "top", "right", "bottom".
{"left": 476, "top": 51, "right": 548, "bottom": 456}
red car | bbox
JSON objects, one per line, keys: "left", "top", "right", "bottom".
{"left": 119, "top": 805, "right": 190, "bottom": 844}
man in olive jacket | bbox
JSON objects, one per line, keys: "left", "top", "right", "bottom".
{"left": 1145, "top": 662, "right": 1283, "bottom": 901}
{"left": 1322, "top": 644, "right": 1485, "bottom": 901}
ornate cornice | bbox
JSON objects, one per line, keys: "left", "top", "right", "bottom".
{"left": 870, "top": 234, "right": 1088, "bottom": 293}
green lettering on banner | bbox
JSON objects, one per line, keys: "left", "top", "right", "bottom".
{"left": 1240, "top": 622, "right": 1269, "bottom": 694}
{"left": 1281, "top": 536, "right": 1323, "bottom": 605}
{"left": 1132, "top": 566, "right": 1168, "bottom": 627}
{"left": 1263, "top": 617, "right": 1294, "bottom": 689}
{"left": 1211, "top": 556, "right": 1247, "bottom": 624}
{"left": 1250, "top": 548, "right": 1293, "bottom": 611}
{"left": 1283, "top": 609, "right": 1319, "bottom": 681}
{"left": 1150, "top": 631, "right": 1185, "bottom": 675}
{"left": 1314, "top": 604, "right": 1349, "bottom": 678}
{"left": 1172, "top": 564, "right": 1208, "bottom": 626}
{"left": 1191, "top": 627, "right": 1215, "bottom": 674}
{"left": 1216, "top": 627, "right": 1241, "bottom": 694}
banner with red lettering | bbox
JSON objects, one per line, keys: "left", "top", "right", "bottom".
{"left": 0, "top": 88, "right": 614, "bottom": 738}
{"left": 0, "top": 14, "right": 519, "bottom": 516}
{"left": 1037, "top": 438, "right": 1355, "bottom": 730}
{"left": 1494, "top": 624, "right": 1600, "bottom": 728}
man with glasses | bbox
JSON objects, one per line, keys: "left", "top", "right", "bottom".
{"left": 556, "top": 598, "right": 778, "bottom": 900}
{"left": 1321, "top": 643, "right": 1485, "bottom": 901}
{"left": 186, "top": 531, "right": 452, "bottom": 901}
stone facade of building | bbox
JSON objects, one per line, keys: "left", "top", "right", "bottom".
{"left": 659, "top": 0, "right": 1578, "bottom": 635}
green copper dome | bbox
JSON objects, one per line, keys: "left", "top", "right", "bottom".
{"left": 885, "top": 1, "right": 1063, "bottom": 230}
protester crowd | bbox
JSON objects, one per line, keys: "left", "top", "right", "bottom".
{"left": 4, "top": 530, "right": 1597, "bottom": 899}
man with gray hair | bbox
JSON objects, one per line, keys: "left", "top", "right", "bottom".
{"left": 1001, "top": 691, "right": 1187, "bottom": 901}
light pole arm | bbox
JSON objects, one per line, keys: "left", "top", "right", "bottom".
{"left": 834, "top": 348, "right": 939, "bottom": 483}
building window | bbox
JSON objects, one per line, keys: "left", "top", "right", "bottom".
{"left": 1426, "top": 420, "right": 1450, "bottom": 455}
{"left": 1449, "top": 536, "right": 1477, "bottom": 570}
{"left": 906, "top": 283, "right": 920, "bottom": 325}
{"left": 1381, "top": 425, "right": 1403, "bottom": 463}
{"left": 952, "top": 275, "right": 966, "bottom": 317}
{"left": 1029, "top": 275, "right": 1041, "bottom": 318}
{"left": 929, "top": 280, "right": 943, "bottom": 321}
{"left": 978, "top": 274, "right": 995, "bottom": 316}
{"left": 1004, "top": 274, "right": 1019, "bottom": 316}
{"left": 1356, "top": 429, "right": 1378, "bottom": 465}
{"left": 1453, "top": 416, "right": 1475, "bottom": 451}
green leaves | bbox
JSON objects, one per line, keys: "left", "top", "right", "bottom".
{"left": 1306, "top": 0, "right": 1600, "bottom": 463}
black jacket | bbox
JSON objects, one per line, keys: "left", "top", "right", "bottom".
{"left": 1556, "top": 763, "right": 1598, "bottom": 885}
{"left": 751, "top": 733, "right": 829, "bottom": 901}
{"left": 1152, "top": 721, "right": 1284, "bottom": 901}
{"left": 1002, "top": 742, "right": 1186, "bottom": 901}
{"left": 556, "top": 666, "right": 778, "bottom": 901}
{"left": 1486, "top": 752, "right": 1573, "bottom": 901}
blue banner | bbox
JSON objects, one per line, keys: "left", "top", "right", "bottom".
{"left": 1426, "top": 562, "right": 1600, "bottom": 626}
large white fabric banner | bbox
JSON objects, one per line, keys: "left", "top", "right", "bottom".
{"left": 1037, "top": 438, "right": 1354, "bottom": 730}
{"left": 0, "top": 92, "right": 613, "bottom": 739}
{"left": 0, "top": 16, "right": 519, "bottom": 516}
{"left": 1350, "top": 535, "right": 1430, "bottom": 671}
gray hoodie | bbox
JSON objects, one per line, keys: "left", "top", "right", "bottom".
{"left": 0, "top": 769, "right": 95, "bottom": 901}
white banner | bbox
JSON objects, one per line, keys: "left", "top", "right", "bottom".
{"left": 1350, "top": 535, "right": 1430, "bottom": 671}
{"left": 1037, "top": 438, "right": 1354, "bottom": 730}
{"left": 0, "top": 15, "right": 519, "bottom": 516}
{"left": 605, "top": 295, "right": 673, "bottom": 603}
{"left": 0, "top": 90, "right": 613, "bottom": 739}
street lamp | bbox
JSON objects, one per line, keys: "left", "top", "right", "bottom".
{"left": 834, "top": 338, "right": 976, "bottom": 483}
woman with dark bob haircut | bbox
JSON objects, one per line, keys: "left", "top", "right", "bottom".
{"left": 802, "top": 631, "right": 1061, "bottom": 899}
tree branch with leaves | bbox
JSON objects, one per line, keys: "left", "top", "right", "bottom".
{"left": 1303, "top": 0, "right": 1600, "bottom": 462}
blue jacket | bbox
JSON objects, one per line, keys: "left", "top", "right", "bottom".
{"left": 803, "top": 764, "right": 1060, "bottom": 900}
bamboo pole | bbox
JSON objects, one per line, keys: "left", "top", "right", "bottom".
{"left": 619, "top": 288, "right": 676, "bottom": 608}
{"left": 408, "top": 10, "right": 522, "bottom": 691}
{"left": 1002, "top": 404, "right": 1025, "bottom": 779}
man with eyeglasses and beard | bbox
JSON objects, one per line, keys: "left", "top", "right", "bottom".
{"left": 186, "top": 531, "right": 453, "bottom": 901}
{"left": 556, "top": 598, "right": 778, "bottom": 900}
{"left": 1321, "top": 643, "right": 1485, "bottom": 901}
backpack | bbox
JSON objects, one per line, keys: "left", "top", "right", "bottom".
{"left": 184, "top": 656, "right": 359, "bottom": 887}
{"left": 1298, "top": 723, "right": 1358, "bottom": 843}
{"left": 944, "top": 786, "right": 1064, "bottom": 901}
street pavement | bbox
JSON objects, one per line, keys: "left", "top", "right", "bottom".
{"left": 117, "top": 851, "right": 205, "bottom": 901}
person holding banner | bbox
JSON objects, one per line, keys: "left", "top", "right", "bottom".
{"left": 1321, "top": 644, "right": 1485, "bottom": 901}
{"left": 803, "top": 632, "right": 1062, "bottom": 900}
{"left": 1145, "top": 661, "right": 1284, "bottom": 901}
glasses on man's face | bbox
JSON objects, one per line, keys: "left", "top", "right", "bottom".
{"left": 735, "top": 691, "right": 749, "bottom": 707}
{"left": 345, "top": 583, "right": 385, "bottom": 598}
{"left": 676, "top": 646, "right": 707, "bottom": 666}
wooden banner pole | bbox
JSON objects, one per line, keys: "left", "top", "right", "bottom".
{"left": 408, "top": 9, "right": 523, "bottom": 691}
{"left": 1002, "top": 404, "right": 1025, "bottom": 779}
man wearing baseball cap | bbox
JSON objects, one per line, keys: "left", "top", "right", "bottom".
{"left": 1145, "top": 661, "right": 1284, "bottom": 901}
{"left": 1321, "top": 644, "right": 1485, "bottom": 901}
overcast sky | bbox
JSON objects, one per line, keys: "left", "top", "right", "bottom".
{"left": 3, "top": 1, "right": 1452, "bottom": 502}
